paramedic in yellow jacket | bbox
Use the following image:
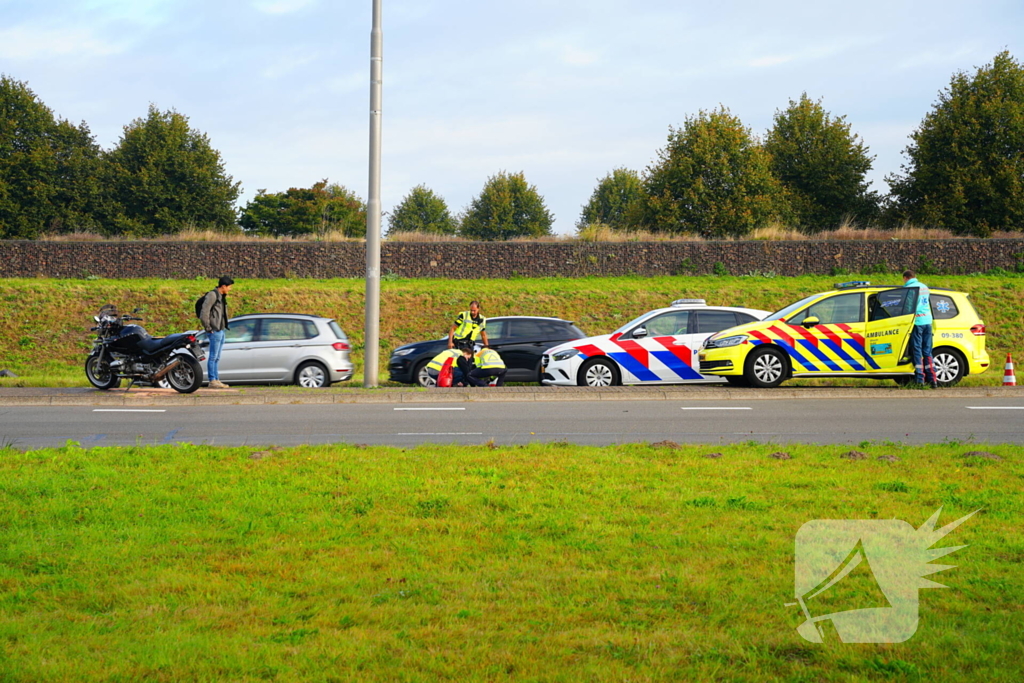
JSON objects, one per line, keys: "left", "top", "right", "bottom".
{"left": 465, "top": 346, "right": 507, "bottom": 387}
{"left": 447, "top": 301, "right": 489, "bottom": 349}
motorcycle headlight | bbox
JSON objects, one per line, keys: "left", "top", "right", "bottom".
{"left": 704, "top": 335, "right": 747, "bottom": 349}
{"left": 552, "top": 348, "right": 581, "bottom": 362}
{"left": 392, "top": 348, "right": 415, "bottom": 357}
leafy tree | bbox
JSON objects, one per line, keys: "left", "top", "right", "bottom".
{"left": 0, "top": 75, "right": 104, "bottom": 238}
{"left": 459, "top": 171, "right": 554, "bottom": 240}
{"left": 239, "top": 180, "right": 366, "bottom": 238}
{"left": 886, "top": 51, "right": 1024, "bottom": 236}
{"left": 764, "top": 93, "right": 878, "bottom": 231}
{"left": 386, "top": 185, "right": 457, "bottom": 236}
{"left": 576, "top": 168, "right": 643, "bottom": 231}
{"left": 639, "top": 107, "right": 790, "bottom": 238}
{"left": 103, "top": 105, "right": 240, "bottom": 236}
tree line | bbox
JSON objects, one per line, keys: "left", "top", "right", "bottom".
{"left": 2, "top": 51, "right": 1022, "bottom": 240}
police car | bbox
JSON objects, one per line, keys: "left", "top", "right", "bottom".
{"left": 698, "top": 281, "right": 990, "bottom": 388}
{"left": 541, "top": 300, "right": 770, "bottom": 386}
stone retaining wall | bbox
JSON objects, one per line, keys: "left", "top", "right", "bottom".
{"left": 1, "top": 239, "right": 1022, "bottom": 279}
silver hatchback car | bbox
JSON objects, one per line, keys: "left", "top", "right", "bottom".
{"left": 198, "top": 313, "right": 353, "bottom": 387}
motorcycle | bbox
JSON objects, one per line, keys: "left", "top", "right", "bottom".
{"left": 85, "top": 304, "right": 206, "bottom": 393}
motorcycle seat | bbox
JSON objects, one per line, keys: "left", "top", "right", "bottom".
{"left": 138, "top": 333, "right": 192, "bottom": 355}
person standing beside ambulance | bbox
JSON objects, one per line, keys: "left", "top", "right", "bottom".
{"left": 447, "top": 301, "right": 489, "bottom": 349}
{"left": 903, "top": 269, "right": 937, "bottom": 387}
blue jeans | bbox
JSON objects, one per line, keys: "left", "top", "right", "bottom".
{"left": 207, "top": 329, "right": 225, "bottom": 381}
{"left": 909, "top": 324, "right": 934, "bottom": 383}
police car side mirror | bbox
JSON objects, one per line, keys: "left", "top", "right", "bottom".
{"left": 632, "top": 327, "right": 648, "bottom": 339}
{"left": 802, "top": 316, "right": 820, "bottom": 328}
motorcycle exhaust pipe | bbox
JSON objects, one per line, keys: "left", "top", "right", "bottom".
{"left": 151, "top": 357, "right": 182, "bottom": 382}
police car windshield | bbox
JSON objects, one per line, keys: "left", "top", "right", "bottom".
{"left": 612, "top": 311, "right": 660, "bottom": 335}
{"left": 763, "top": 294, "right": 822, "bottom": 321}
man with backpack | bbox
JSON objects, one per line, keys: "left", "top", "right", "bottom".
{"left": 197, "top": 276, "right": 234, "bottom": 389}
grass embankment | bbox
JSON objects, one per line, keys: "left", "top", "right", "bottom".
{"left": 1, "top": 275, "right": 1021, "bottom": 387}
{"left": 0, "top": 441, "right": 1020, "bottom": 681}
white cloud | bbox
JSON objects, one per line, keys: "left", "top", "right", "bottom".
{"left": 0, "top": 26, "right": 125, "bottom": 60}
{"left": 253, "top": 0, "right": 316, "bottom": 15}
{"left": 750, "top": 55, "right": 794, "bottom": 68}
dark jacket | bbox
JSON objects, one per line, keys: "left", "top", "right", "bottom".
{"left": 199, "top": 289, "right": 228, "bottom": 332}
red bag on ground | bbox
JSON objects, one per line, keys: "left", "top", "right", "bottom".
{"left": 437, "top": 357, "right": 453, "bottom": 387}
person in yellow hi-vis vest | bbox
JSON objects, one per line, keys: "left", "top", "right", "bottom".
{"left": 425, "top": 348, "right": 464, "bottom": 387}
{"left": 465, "top": 345, "right": 507, "bottom": 387}
{"left": 447, "top": 301, "right": 489, "bottom": 349}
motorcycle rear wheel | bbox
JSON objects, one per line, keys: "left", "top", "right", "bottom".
{"left": 165, "top": 355, "right": 203, "bottom": 394}
{"left": 85, "top": 353, "right": 121, "bottom": 390}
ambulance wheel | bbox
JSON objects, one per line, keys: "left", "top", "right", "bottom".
{"left": 578, "top": 357, "right": 619, "bottom": 387}
{"left": 744, "top": 346, "right": 788, "bottom": 388}
{"left": 932, "top": 347, "right": 966, "bottom": 387}
{"left": 414, "top": 360, "right": 435, "bottom": 387}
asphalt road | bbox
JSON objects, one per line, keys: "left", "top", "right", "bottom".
{"left": 1, "top": 397, "right": 1022, "bottom": 448}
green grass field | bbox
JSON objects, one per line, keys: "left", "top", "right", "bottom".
{"left": 1, "top": 441, "right": 1021, "bottom": 681}
{"left": 0, "top": 275, "right": 1021, "bottom": 387}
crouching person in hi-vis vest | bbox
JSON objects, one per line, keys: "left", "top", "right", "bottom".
{"left": 448, "top": 301, "right": 488, "bottom": 350}
{"left": 466, "top": 346, "right": 507, "bottom": 387}
{"left": 425, "top": 348, "right": 464, "bottom": 387}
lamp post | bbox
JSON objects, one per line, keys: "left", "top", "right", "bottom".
{"left": 364, "top": 0, "right": 383, "bottom": 388}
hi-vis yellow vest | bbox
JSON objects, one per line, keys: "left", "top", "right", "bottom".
{"left": 453, "top": 311, "right": 486, "bottom": 341}
{"left": 475, "top": 348, "right": 505, "bottom": 370}
{"left": 427, "top": 349, "right": 461, "bottom": 372}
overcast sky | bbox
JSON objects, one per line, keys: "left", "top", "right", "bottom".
{"left": 2, "top": 0, "right": 1021, "bottom": 234}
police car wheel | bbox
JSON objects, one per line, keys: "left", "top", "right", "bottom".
{"left": 578, "top": 357, "right": 619, "bottom": 387}
{"left": 932, "top": 347, "right": 966, "bottom": 386}
{"left": 414, "top": 360, "right": 435, "bottom": 387}
{"left": 745, "top": 346, "right": 787, "bottom": 388}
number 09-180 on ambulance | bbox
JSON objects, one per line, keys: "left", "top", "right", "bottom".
{"left": 698, "top": 282, "right": 989, "bottom": 388}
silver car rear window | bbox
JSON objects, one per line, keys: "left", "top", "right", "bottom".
{"left": 328, "top": 321, "right": 347, "bottom": 339}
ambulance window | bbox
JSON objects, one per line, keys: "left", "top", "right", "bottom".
{"left": 790, "top": 292, "right": 863, "bottom": 325}
{"left": 931, "top": 295, "right": 959, "bottom": 320}
{"left": 869, "top": 289, "right": 913, "bottom": 322}
{"left": 695, "top": 310, "right": 742, "bottom": 334}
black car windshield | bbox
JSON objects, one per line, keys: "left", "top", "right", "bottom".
{"left": 763, "top": 294, "right": 823, "bottom": 322}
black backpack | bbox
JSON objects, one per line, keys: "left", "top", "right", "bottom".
{"left": 195, "top": 291, "right": 210, "bottom": 320}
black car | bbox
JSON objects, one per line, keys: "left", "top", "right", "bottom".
{"left": 389, "top": 316, "right": 586, "bottom": 386}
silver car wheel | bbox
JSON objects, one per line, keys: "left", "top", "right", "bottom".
{"left": 753, "top": 353, "right": 784, "bottom": 384}
{"left": 584, "top": 362, "right": 615, "bottom": 387}
{"left": 297, "top": 363, "right": 328, "bottom": 388}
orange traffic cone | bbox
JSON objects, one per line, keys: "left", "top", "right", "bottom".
{"left": 1004, "top": 353, "right": 1016, "bottom": 386}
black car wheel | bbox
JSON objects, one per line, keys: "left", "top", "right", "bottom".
{"left": 414, "top": 360, "right": 435, "bottom": 387}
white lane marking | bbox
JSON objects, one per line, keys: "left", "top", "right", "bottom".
{"left": 966, "top": 406, "right": 1024, "bottom": 410}
{"left": 93, "top": 409, "right": 167, "bottom": 413}
{"left": 394, "top": 407, "right": 466, "bottom": 411}
{"left": 682, "top": 407, "right": 752, "bottom": 411}
{"left": 397, "top": 432, "right": 484, "bottom": 436}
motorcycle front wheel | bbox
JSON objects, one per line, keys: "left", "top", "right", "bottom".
{"left": 165, "top": 355, "right": 203, "bottom": 394}
{"left": 85, "top": 353, "right": 121, "bottom": 390}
